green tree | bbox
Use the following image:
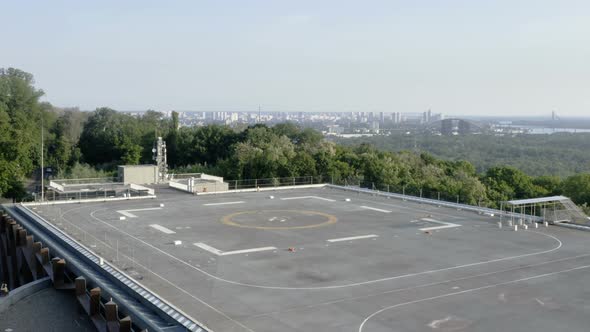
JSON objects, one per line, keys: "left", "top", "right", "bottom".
{"left": 0, "top": 68, "right": 47, "bottom": 198}
{"left": 166, "top": 111, "right": 180, "bottom": 167}
{"left": 561, "top": 173, "right": 590, "bottom": 206}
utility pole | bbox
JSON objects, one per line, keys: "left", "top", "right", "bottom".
{"left": 41, "top": 117, "right": 44, "bottom": 202}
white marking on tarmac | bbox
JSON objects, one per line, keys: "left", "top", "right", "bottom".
{"left": 428, "top": 316, "right": 453, "bottom": 329}
{"left": 247, "top": 253, "right": 590, "bottom": 320}
{"left": 193, "top": 242, "right": 277, "bottom": 256}
{"left": 280, "top": 196, "right": 336, "bottom": 202}
{"left": 149, "top": 224, "right": 176, "bottom": 234}
{"left": 203, "top": 201, "right": 244, "bottom": 206}
{"left": 327, "top": 235, "right": 379, "bottom": 243}
{"left": 360, "top": 206, "right": 392, "bottom": 213}
{"left": 83, "top": 208, "right": 563, "bottom": 290}
{"left": 419, "top": 218, "right": 461, "bottom": 231}
{"left": 193, "top": 242, "right": 223, "bottom": 255}
{"left": 117, "top": 207, "right": 162, "bottom": 218}
{"left": 119, "top": 211, "right": 136, "bottom": 218}
{"left": 358, "top": 264, "right": 590, "bottom": 332}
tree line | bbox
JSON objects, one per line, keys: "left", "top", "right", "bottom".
{"left": 1, "top": 68, "right": 589, "bottom": 214}
{"left": 334, "top": 132, "right": 590, "bottom": 177}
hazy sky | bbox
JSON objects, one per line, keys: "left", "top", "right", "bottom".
{"left": 3, "top": 0, "right": 590, "bottom": 116}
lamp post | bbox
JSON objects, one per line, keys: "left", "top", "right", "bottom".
{"left": 40, "top": 117, "right": 44, "bottom": 202}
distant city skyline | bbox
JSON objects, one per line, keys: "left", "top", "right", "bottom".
{"left": 4, "top": 0, "right": 590, "bottom": 116}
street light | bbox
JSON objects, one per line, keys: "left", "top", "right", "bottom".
{"left": 40, "top": 117, "right": 44, "bottom": 202}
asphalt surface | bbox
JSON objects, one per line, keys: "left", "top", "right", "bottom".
{"left": 33, "top": 187, "right": 590, "bottom": 332}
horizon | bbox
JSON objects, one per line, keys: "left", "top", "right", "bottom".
{"left": 4, "top": 0, "right": 590, "bottom": 117}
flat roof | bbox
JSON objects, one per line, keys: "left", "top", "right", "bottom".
{"left": 32, "top": 187, "right": 590, "bottom": 332}
{"left": 506, "top": 196, "right": 569, "bottom": 205}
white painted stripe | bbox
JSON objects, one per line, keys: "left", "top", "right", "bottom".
{"left": 420, "top": 224, "right": 461, "bottom": 231}
{"left": 193, "top": 242, "right": 223, "bottom": 255}
{"left": 117, "top": 210, "right": 137, "bottom": 218}
{"left": 280, "top": 196, "right": 336, "bottom": 202}
{"left": 281, "top": 196, "right": 312, "bottom": 200}
{"left": 310, "top": 196, "right": 336, "bottom": 202}
{"left": 327, "top": 234, "right": 378, "bottom": 243}
{"left": 221, "top": 247, "right": 276, "bottom": 256}
{"left": 360, "top": 206, "right": 392, "bottom": 213}
{"left": 203, "top": 201, "right": 245, "bottom": 206}
{"left": 419, "top": 218, "right": 461, "bottom": 231}
{"left": 117, "top": 207, "right": 162, "bottom": 218}
{"left": 193, "top": 242, "right": 276, "bottom": 256}
{"left": 149, "top": 224, "right": 176, "bottom": 234}
{"left": 125, "top": 207, "right": 163, "bottom": 212}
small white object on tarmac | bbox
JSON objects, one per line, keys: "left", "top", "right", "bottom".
{"left": 523, "top": 224, "right": 528, "bottom": 230}
{"left": 269, "top": 195, "right": 274, "bottom": 199}
{"left": 498, "top": 221, "right": 502, "bottom": 229}
{"left": 99, "top": 257, "right": 104, "bottom": 266}
{"left": 174, "top": 240, "right": 182, "bottom": 246}
{"left": 119, "top": 216, "right": 126, "bottom": 221}
{"left": 160, "top": 203, "right": 165, "bottom": 207}
{"left": 345, "top": 198, "right": 351, "bottom": 202}
{"left": 514, "top": 225, "right": 518, "bottom": 231}
{"left": 544, "top": 221, "right": 549, "bottom": 227}
{"left": 534, "top": 222, "right": 539, "bottom": 228}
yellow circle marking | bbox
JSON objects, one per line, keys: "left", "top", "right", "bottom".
{"left": 221, "top": 210, "right": 338, "bottom": 230}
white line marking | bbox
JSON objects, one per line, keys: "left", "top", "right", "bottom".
{"left": 428, "top": 316, "right": 453, "bottom": 329}
{"left": 203, "top": 201, "right": 245, "bottom": 206}
{"left": 358, "top": 264, "right": 590, "bottom": 331}
{"left": 222, "top": 247, "right": 277, "bottom": 256}
{"left": 203, "top": 253, "right": 590, "bottom": 320}
{"left": 149, "top": 224, "right": 176, "bottom": 234}
{"left": 193, "top": 242, "right": 223, "bottom": 255}
{"left": 360, "top": 206, "right": 392, "bottom": 213}
{"left": 311, "top": 196, "right": 337, "bottom": 202}
{"left": 118, "top": 211, "right": 137, "bottom": 218}
{"left": 117, "top": 207, "right": 162, "bottom": 218}
{"left": 327, "top": 235, "right": 379, "bottom": 243}
{"left": 193, "top": 242, "right": 276, "bottom": 256}
{"left": 419, "top": 218, "right": 461, "bottom": 231}
{"left": 280, "top": 196, "right": 336, "bottom": 202}
{"left": 85, "top": 209, "right": 562, "bottom": 290}
{"left": 351, "top": 196, "right": 465, "bottom": 219}
{"left": 125, "top": 207, "right": 163, "bottom": 212}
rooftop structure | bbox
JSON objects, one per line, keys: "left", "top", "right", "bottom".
{"left": 19, "top": 185, "right": 590, "bottom": 332}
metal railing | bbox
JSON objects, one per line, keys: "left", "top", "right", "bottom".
{"left": 326, "top": 184, "right": 543, "bottom": 224}
{"left": 224, "top": 176, "right": 323, "bottom": 191}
